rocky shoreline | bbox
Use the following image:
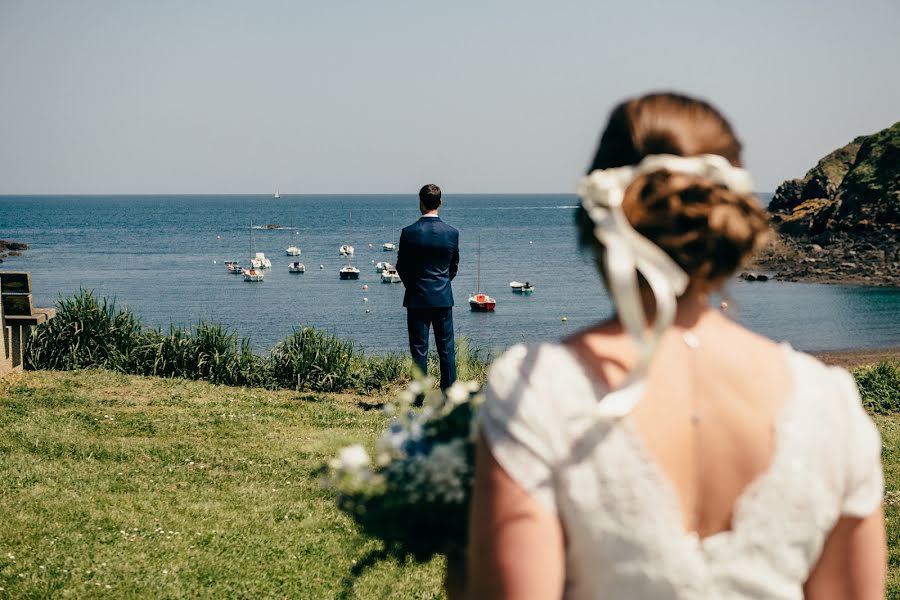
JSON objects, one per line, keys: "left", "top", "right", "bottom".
{"left": 0, "top": 240, "right": 28, "bottom": 264}
{"left": 749, "top": 230, "right": 900, "bottom": 287}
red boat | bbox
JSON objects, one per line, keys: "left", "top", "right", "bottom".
{"left": 469, "top": 234, "right": 496, "bottom": 311}
{"left": 469, "top": 293, "right": 496, "bottom": 312}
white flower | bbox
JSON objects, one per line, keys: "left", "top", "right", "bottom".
{"left": 445, "top": 381, "right": 472, "bottom": 406}
{"left": 417, "top": 439, "right": 470, "bottom": 504}
{"left": 376, "top": 421, "right": 409, "bottom": 457}
{"left": 332, "top": 444, "right": 371, "bottom": 473}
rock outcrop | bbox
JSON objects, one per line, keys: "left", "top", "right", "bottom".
{"left": 754, "top": 122, "right": 900, "bottom": 287}
{"left": 0, "top": 240, "right": 28, "bottom": 263}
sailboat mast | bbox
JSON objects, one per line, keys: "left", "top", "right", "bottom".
{"left": 476, "top": 234, "right": 481, "bottom": 293}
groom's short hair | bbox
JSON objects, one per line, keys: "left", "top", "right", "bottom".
{"left": 419, "top": 184, "right": 442, "bottom": 210}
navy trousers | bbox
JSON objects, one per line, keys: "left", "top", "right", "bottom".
{"left": 406, "top": 307, "right": 457, "bottom": 390}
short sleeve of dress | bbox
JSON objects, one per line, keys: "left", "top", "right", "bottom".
{"left": 478, "top": 344, "right": 558, "bottom": 514}
{"left": 835, "top": 367, "right": 884, "bottom": 517}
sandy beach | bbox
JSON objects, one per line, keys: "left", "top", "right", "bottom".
{"left": 811, "top": 347, "right": 899, "bottom": 369}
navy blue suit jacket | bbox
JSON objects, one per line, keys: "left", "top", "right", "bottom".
{"left": 395, "top": 216, "right": 460, "bottom": 309}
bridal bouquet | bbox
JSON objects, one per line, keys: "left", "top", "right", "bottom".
{"left": 324, "top": 377, "right": 483, "bottom": 562}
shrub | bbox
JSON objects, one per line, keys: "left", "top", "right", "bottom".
{"left": 357, "top": 353, "right": 409, "bottom": 392}
{"left": 26, "top": 292, "right": 490, "bottom": 394}
{"left": 270, "top": 328, "right": 359, "bottom": 392}
{"left": 855, "top": 361, "right": 900, "bottom": 414}
{"left": 25, "top": 290, "right": 144, "bottom": 372}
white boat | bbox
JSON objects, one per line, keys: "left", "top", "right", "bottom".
{"left": 285, "top": 246, "right": 301, "bottom": 256}
{"left": 339, "top": 265, "right": 360, "bottom": 280}
{"left": 242, "top": 268, "right": 264, "bottom": 282}
{"left": 375, "top": 261, "right": 392, "bottom": 273}
{"left": 289, "top": 261, "right": 305, "bottom": 273}
{"left": 383, "top": 212, "right": 398, "bottom": 251}
{"left": 274, "top": 190, "right": 281, "bottom": 199}
{"left": 243, "top": 223, "right": 264, "bottom": 281}
{"left": 251, "top": 252, "right": 272, "bottom": 269}
{"left": 381, "top": 267, "right": 401, "bottom": 283}
{"left": 339, "top": 244, "right": 354, "bottom": 257}
{"left": 510, "top": 281, "right": 535, "bottom": 294}
{"left": 225, "top": 260, "right": 242, "bottom": 274}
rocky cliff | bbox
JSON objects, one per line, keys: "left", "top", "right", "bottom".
{"left": 770, "top": 122, "right": 899, "bottom": 234}
{"left": 753, "top": 122, "right": 899, "bottom": 287}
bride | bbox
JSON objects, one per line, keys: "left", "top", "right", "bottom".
{"left": 467, "top": 92, "right": 886, "bottom": 598}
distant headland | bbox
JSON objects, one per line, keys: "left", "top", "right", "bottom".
{"left": 752, "top": 121, "right": 900, "bottom": 287}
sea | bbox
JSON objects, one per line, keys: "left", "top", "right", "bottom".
{"left": 2, "top": 194, "right": 899, "bottom": 355}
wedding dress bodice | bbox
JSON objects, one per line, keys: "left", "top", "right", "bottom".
{"left": 479, "top": 343, "right": 883, "bottom": 599}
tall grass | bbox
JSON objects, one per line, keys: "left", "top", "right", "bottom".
{"left": 855, "top": 361, "right": 900, "bottom": 414}
{"left": 25, "top": 290, "right": 478, "bottom": 393}
{"left": 425, "top": 335, "right": 490, "bottom": 384}
{"left": 270, "top": 328, "right": 359, "bottom": 392}
{"left": 25, "top": 292, "right": 144, "bottom": 371}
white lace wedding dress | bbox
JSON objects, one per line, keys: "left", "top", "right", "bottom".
{"left": 479, "top": 342, "right": 884, "bottom": 599}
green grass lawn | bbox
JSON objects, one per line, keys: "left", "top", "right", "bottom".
{"left": 0, "top": 370, "right": 443, "bottom": 599}
{"left": 1, "top": 368, "right": 898, "bottom": 598}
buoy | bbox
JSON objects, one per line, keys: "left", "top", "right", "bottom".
{"left": 720, "top": 301, "right": 728, "bottom": 310}
{"left": 319, "top": 264, "right": 324, "bottom": 269}
{"left": 362, "top": 284, "right": 368, "bottom": 290}
{"left": 363, "top": 297, "right": 368, "bottom": 303}
{"left": 213, "top": 260, "right": 217, "bottom": 264}
{"left": 216, "top": 235, "right": 221, "bottom": 240}
{"left": 368, "top": 243, "right": 373, "bottom": 248}
{"left": 529, "top": 240, "right": 533, "bottom": 244}
{"left": 371, "top": 259, "right": 375, "bottom": 263}
{"left": 365, "top": 309, "right": 370, "bottom": 314}
{"left": 561, "top": 316, "right": 568, "bottom": 322}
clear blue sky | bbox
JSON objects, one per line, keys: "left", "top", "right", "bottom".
{"left": 1, "top": 0, "right": 898, "bottom": 194}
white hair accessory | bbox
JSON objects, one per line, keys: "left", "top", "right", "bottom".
{"left": 577, "top": 153, "right": 753, "bottom": 417}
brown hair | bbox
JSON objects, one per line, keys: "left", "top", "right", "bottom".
{"left": 578, "top": 92, "right": 770, "bottom": 291}
{"left": 419, "top": 184, "right": 442, "bottom": 210}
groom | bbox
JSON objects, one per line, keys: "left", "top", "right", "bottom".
{"left": 395, "top": 184, "right": 459, "bottom": 390}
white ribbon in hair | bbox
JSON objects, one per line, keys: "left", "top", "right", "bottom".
{"left": 577, "top": 154, "right": 753, "bottom": 417}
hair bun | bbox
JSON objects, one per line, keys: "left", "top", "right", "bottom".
{"left": 621, "top": 170, "right": 770, "bottom": 289}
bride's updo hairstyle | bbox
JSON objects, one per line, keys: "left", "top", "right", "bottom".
{"left": 578, "top": 92, "right": 770, "bottom": 292}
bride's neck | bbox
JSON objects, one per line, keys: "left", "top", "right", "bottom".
{"left": 631, "top": 288, "right": 715, "bottom": 330}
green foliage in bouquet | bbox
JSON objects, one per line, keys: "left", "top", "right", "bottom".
{"left": 325, "top": 378, "right": 483, "bottom": 564}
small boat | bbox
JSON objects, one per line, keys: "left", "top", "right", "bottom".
{"left": 382, "top": 242, "right": 396, "bottom": 252}
{"left": 274, "top": 190, "right": 281, "bottom": 199}
{"left": 244, "top": 223, "right": 264, "bottom": 281}
{"left": 286, "top": 246, "right": 301, "bottom": 256}
{"left": 339, "top": 244, "right": 355, "bottom": 257}
{"left": 381, "top": 267, "right": 401, "bottom": 283}
{"left": 510, "top": 281, "right": 535, "bottom": 294}
{"left": 225, "top": 260, "right": 242, "bottom": 274}
{"left": 339, "top": 265, "right": 360, "bottom": 280}
{"left": 469, "top": 234, "right": 496, "bottom": 311}
{"left": 375, "top": 261, "right": 391, "bottom": 273}
{"left": 289, "top": 261, "right": 305, "bottom": 273}
{"left": 469, "top": 293, "right": 496, "bottom": 312}
{"left": 251, "top": 252, "right": 272, "bottom": 269}
{"left": 242, "top": 268, "right": 264, "bottom": 282}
